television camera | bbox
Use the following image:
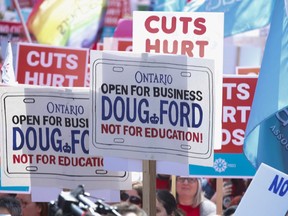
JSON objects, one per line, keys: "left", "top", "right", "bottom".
{"left": 48, "top": 185, "right": 121, "bottom": 216}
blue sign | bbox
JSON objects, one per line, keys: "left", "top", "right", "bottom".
{"left": 189, "top": 153, "right": 256, "bottom": 177}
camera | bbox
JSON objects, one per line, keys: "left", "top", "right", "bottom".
{"left": 48, "top": 185, "right": 121, "bottom": 216}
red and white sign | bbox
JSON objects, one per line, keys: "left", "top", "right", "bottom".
{"left": 103, "top": 37, "right": 132, "bottom": 51}
{"left": 236, "top": 66, "right": 260, "bottom": 76}
{"left": 0, "top": 21, "right": 23, "bottom": 35}
{"left": 219, "top": 75, "right": 257, "bottom": 153}
{"left": 16, "top": 43, "right": 88, "bottom": 87}
{"left": 103, "top": 0, "right": 131, "bottom": 27}
{"left": 0, "top": 21, "right": 25, "bottom": 41}
{"left": 118, "top": 39, "right": 133, "bottom": 51}
{"left": 133, "top": 11, "right": 224, "bottom": 150}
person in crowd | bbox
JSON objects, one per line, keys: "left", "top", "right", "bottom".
{"left": 176, "top": 176, "right": 216, "bottom": 216}
{"left": 0, "top": 196, "right": 22, "bottom": 216}
{"left": 106, "top": 202, "right": 147, "bottom": 216}
{"left": 202, "top": 178, "right": 247, "bottom": 209}
{"left": 16, "top": 193, "right": 49, "bottom": 216}
{"left": 121, "top": 181, "right": 143, "bottom": 208}
{"left": 156, "top": 190, "right": 185, "bottom": 216}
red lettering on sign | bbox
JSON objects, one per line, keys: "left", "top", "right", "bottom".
{"left": 145, "top": 39, "right": 208, "bottom": 57}
{"left": 144, "top": 15, "right": 206, "bottom": 35}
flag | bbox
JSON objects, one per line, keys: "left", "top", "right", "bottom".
{"left": 152, "top": 0, "right": 187, "bottom": 12}
{"left": 183, "top": 0, "right": 275, "bottom": 37}
{"left": 243, "top": 0, "right": 288, "bottom": 174}
{"left": 27, "top": 0, "right": 106, "bottom": 48}
{"left": 1, "top": 41, "right": 17, "bottom": 85}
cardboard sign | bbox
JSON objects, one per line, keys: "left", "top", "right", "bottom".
{"left": 0, "top": 86, "right": 130, "bottom": 189}
{"left": 132, "top": 11, "right": 224, "bottom": 150}
{"left": 90, "top": 50, "right": 216, "bottom": 166}
{"left": 189, "top": 75, "right": 257, "bottom": 177}
{"left": 235, "top": 163, "right": 288, "bottom": 216}
{"left": 16, "top": 43, "right": 88, "bottom": 87}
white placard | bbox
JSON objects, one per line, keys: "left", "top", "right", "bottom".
{"left": 133, "top": 11, "right": 224, "bottom": 150}
{"left": 90, "top": 50, "right": 216, "bottom": 166}
{"left": 0, "top": 85, "right": 131, "bottom": 189}
{"left": 235, "top": 163, "right": 288, "bottom": 216}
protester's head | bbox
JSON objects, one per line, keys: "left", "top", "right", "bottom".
{"left": 107, "top": 202, "right": 147, "bottom": 216}
{"left": 156, "top": 190, "right": 184, "bottom": 216}
{"left": 0, "top": 196, "right": 21, "bottom": 216}
{"left": 16, "top": 194, "right": 48, "bottom": 216}
{"left": 222, "top": 205, "right": 237, "bottom": 216}
{"left": 121, "top": 181, "right": 143, "bottom": 207}
{"left": 176, "top": 176, "right": 203, "bottom": 207}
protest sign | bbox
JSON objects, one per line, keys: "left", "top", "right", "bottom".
{"left": 0, "top": 86, "right": 130, "bottom": 189}
{"left": 102, "top": 76, "right": 257, "bottom": 176}
{"left": 16, "top": 43, "right": 88, "bottom": 87}
{"left": 189, "top": 76, "right": 257, "bottom": 177}
{"left": 100, "top": 0, "right": 131, "bottom": 40}
{"left": 234, "top": 163, "right": 288, "bottom": 216}
{"left": 103, "top": 37, "right": 133, "bottom": 51}
{"left": 90, "top": 50, "right": 216, "bottom": 166}
{"left": 133, "top": 11, "right": 223, "bottom": 149}
{"left": 0, "top": 171, "right": 29, "bottom": 193}
{"left": 236, "top": 66, "right": 260, "bottom": 76}
{"left": 0, "top": 21, "right": 24, "bottom": 41}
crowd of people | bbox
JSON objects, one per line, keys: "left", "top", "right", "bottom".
{"left": 116, "top": 176, "right": 250, "bottom": 216}
{"left": 0, "top": 176, "right": 251, "bottom": 216}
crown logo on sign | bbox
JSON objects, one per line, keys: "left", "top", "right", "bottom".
{"left": 150, "top": 113, "right": 159, "bottom": 124}
{"left": 63, "top": 143, "right": 71, "bottom": 153}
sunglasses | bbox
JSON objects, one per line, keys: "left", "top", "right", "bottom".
{"left": 120, "top": 192, "right": 142, "bottom": 205}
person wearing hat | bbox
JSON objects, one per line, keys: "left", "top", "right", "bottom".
{"left": 176, "top": 177, "right": 216, "bottom": 216}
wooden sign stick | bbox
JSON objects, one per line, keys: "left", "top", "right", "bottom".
{"left": 142, "top": 160, "right": 156, "bottom": 215}
{"left": 216, "top": 178, "right": 223, "bottom": 215}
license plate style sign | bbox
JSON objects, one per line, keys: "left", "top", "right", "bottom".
{"left": 0, "top": 87, "right": 129, "bottom": 189}
{"left": 90, "top": 51, "right": 215, "bottom": 166}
